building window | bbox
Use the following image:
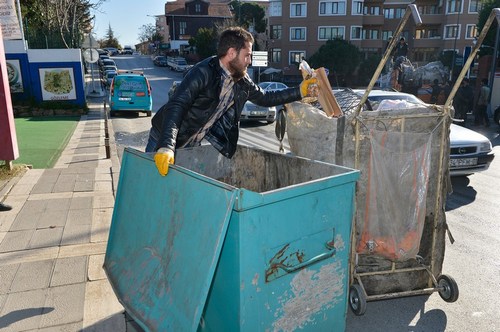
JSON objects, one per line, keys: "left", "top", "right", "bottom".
{"left": 466, "top": 24, "right": 478, "bottom": 39}
{"left": 271, "top": 48, "right": 282, "bottom": 63}
{"left": 351, "top": 26, "right": 362, "bottom": 40}
{"left": 446, "top": 0, "right": 462, "bottom": 14}
{"left": 363, "top": 29, "right": 379, "bottom": 40}
{"left": 179, "top": 21, "right": 186, "bottom": 35}
{"left": 195, "top": 4, "right": 201, "bottom": 12}
{"left": 352, "top": 0, "right": 363, "bottom": 15}
{"left": 364, "top": 6, "right": 380, "bottom": 15}
{"left": 413, "top": 48, "right": 439, "bottom": 62}
{"left": 418, "top": 5, "right": 442, "bottom": 14}
{"left": 382, "top": 31, "right": 392, "bottom": 40}
{"left": 318, "top": 26, "right": 345, "bottom": 40}
{"left": 290, "top": 27, "right": 306, "bottom": 41}
{"left": 383, "top": 8, "right": 393, "bottom": 18}
{"left": 271, "top": 25, "right": 282, "bottom": 39}
{"left": 290, "top": 3, "right": 307, "bottom": 17}
{"left": 469, "top": 0, "right": 480, "bottom": 13}
{"left": 319, "top": 1, "right": 346, "bottom": 15}
{"left": 444, "top": 24, "right": 460, "bottom": 39}
{"left": 289, "top": 51, "right": 306, "bottom": 65}
{"left": 415, "top": 28, "right": 440, "bottom": 39}
{"left": 270, "top": 1, "right": 282, "bottom": 16}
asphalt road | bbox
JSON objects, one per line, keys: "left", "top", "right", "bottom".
{"left": 107, "top": 54, "right": 500, "bottom": 331}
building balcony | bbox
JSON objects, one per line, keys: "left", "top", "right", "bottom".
{"left": 362, "top": 15, "right": 385, "bottom": 25}
{"left": 420, "top": 14, "right": 444, "bottom": 25}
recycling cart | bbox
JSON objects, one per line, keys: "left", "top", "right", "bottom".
{"left": 104, "top": 145, "right": 359, "bottom": 331}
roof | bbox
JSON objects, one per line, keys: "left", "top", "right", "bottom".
{"left": 165, "top": 0, "right": 232, "bottom": 17}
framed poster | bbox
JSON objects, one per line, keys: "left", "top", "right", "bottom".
{"left": 39, "top": 67, "right": 76, "bottom": 101}
{"left": 6, "top": 59, "right": 23, "bottom": 93}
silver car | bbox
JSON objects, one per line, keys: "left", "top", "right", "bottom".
{"left": 353, "top": 89, "right": 495, "bottom": 176}
{"left": 240, "top": 82, "right": 288, "bottom": 124}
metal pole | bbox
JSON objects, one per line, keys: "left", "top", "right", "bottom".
{"left": 15, "top": 0, "right": 26, "bottom": 48}
{"left": 450, "top": 9, "right": 461, "bottom": 81}
{"left": 488, "top": 24, "right": 499, "bottom": 110}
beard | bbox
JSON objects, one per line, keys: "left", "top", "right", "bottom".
{"left": 228, "top": 56, "right": 247, "bottom": 80}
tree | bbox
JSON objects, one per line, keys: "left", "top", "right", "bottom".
{"left": 357, "top": 55, "right": 382, "bottom": 86}
{"left": 101, "top": 24, "right": 120, "bottom": 48}
{"left": 138, "top": 23, "right": 157, "bottom": 43}
{"left": 230, "top": 1, "right": 266, "bottom": 33}
{"left": 477, "top": 0, "right": 500, "bottom": 55}
{"left": 189, "top": 28, "right": 217, "bottom": 60}
{"left": 308, "top": 38, "right": 361, "bottom": 86}
{"left": 20, "top": 0, "right": 105, "bottom": 48}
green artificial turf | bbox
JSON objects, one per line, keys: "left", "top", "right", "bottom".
{"left": 14, "top": 116, "right": 79, "bottom": 168}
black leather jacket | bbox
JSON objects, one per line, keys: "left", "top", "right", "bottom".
{"left": 151, "top": 56, "right": 302, "bottom": 158}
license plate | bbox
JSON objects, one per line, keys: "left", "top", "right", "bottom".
{"left": 250, "top": 111, "right": 265, "bottom": 116}
{"left": 118, "top": 97, "right": 131, "bottom": 101}
{"left": 450, "top": 158, "right": 477, "bottom": 167}
{"left": 120, "top": 92, "right": 133, "bottom": 97}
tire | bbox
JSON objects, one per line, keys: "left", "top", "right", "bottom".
{"left": 437, "top": 274, "right": 459, "bottom": 303}
{"left": 349, "top": 284, "right": 367, "bottom": 316}
{"left": 146, "top": 111, "right": 152, "bottom": 117}
{"left": 494, "top": 107, "right": 500, "bottom": 127}
{"left": 110, "top": 111, "right": 116, "bottom": 117}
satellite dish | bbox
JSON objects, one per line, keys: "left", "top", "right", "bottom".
{"left": 83, "top": 48, "right": 99, "bottom": 63}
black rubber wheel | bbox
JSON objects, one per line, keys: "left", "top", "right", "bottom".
{"left": 146, "top": 111, "right": 152, "bottom": 117}
{"left": 110, "top": 111, "right": 116, "bottom": 117}
{"left": 437, "top": 274, "right": 459, "bottom": 303}
{"left": 494, "top": 107, "right": 500, "bottom": 127}
{"left": 349, "top": 284, "right": 367, "bottom": 316}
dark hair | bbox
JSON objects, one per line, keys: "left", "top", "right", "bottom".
{"left": 400, "top": 37, "right": 405, "bottom": 41}
{"left": 482, "top": 78, "right": 488, "bottom": 85}
{"left": 217, "top": 27, "right": 254, "bottom": 58}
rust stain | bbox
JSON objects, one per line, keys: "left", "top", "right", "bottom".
{"left": 265, "top": 243, "right": 290, "bottom": 283}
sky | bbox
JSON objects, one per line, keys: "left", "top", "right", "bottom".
{"left": 92, "top": 0, "right": 167, "bottom": 48}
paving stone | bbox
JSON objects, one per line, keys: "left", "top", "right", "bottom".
{"left": 36, "top": 321, "right": 83, "bottom": 331}
{"left": 0, "top": 294, "right": 6, "bottom": 314}
{"left": 45, "top": 198, "right": 71, "bottom": 212}
{"left": 50, "top": 256, "right": 87, "bottom": 287}
{"left": 39, "top": 283, "right": 86, "bottom": 328}
{"left": 20, "top": 200, "right": 47, "bottom": 214}
{"left": 31, "top": 182, "right": 56, "bottom": 194}
{"left": 0, "top": 230, "right": 34, "bottom": 253}
{"left": 9, "top": 260, "right": 54, "bottom": 293}
{"left": 70, "top": 197, "right": 93, "bottom": 210}
{"left": 0, "top": 264, "right": 19, "bottom": 294}
{"left": 91, "top": 208, "right": 112, "bottom": 243}
{"left": 61, "top": 224, "right": 91, "bottom": 245}
{"left": 0, "top": 288, "right": 47, "bottom": 331}
{"left": 83, "top": 279, "right": 124, "bottom": 331}
{"left": 87, "top": 254, "right": 106, "bottom": 281}
{"left": 38, "top": 210, "right": 69, "bottom": 228}
{"left": 10, "top": 209, "right": 40, "bottom": 231}
{"left": 74, "top": 180, "right": 95, "bottom": 192}
{"left": 67, "top": 209, "right": 92, "bottom": 225}
{"left": 93, "top": 195, "right": 114, "bottom": 209}
{"left": 29, "top": 228, "right": 64, "bottom": 249}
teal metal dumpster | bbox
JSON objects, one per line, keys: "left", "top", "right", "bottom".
{"left": 104, "top": 145, "right": 359, "bottom": 332}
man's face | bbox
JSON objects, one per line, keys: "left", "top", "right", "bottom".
{"left": 228, "top": 42, "right": 253, "bottom": 80}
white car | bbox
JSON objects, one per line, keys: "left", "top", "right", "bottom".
{"left": 240, "top": 82, "right": 288, "bottom": 124}
{"left": 352, "top": 89, "right": 495, "bottom": 176}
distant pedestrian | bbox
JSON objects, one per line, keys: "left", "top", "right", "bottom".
{"left": 430, "top": 79, "right": 441, "bottom": 104}
{"left": 0, "top": 202, "right": 12, "bottom": 211}
{"left": 443, "top": 80, "right": 452, "bottom": 102}
{"left": 454, "top": 78, "right": 473, "bottom": 126}
{"left": 475, "top": 78, "right": 490, "bottom": 127}
{"left": 394, "top": 37, "right": 409, "bottom": 60}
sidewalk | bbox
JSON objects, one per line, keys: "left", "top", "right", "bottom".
{"left": 0, "top": 89, "right": 141, "bottom": 330}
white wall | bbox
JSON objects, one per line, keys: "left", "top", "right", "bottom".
{"left": 28, "top": 49, "right": 82, "bottom": 62}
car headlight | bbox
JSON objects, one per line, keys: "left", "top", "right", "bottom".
{"left": 479, "top": 141, "right": 492, "bottom": 153}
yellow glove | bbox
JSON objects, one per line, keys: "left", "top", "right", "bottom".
{"left": 300, "top": 77, "right": 319, "bottom": 98}
{"left": 154, "top": 148, "right": 175, "bottom": 176}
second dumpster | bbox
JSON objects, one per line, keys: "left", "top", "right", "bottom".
{"left": 104, "top": 145, "right": 359, "bottom": 332}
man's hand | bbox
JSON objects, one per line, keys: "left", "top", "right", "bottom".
{"left": 154, "top": 148, "right": 175, "bottom": 176}
{"left": 300, "top": 77, "right": 319, "bottom": 98}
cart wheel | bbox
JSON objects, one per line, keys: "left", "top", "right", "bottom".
{"left": 437, "top": 274, "right": 459, "bottom": 303}
{"left": 349, "top": 284, "right": 367, "bottom": 316}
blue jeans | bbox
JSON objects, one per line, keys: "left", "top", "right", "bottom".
{"left": 145, "top": 127, "right": 160, "bottom": 152}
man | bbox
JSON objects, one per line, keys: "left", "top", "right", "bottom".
{"left": 454, "top": 78, "right": 474, "bottom": 126}
{"left": 430, "top": 79, "right": 441, "bottom": 104}
{"left": 475, "top": 78, "right": 490, "bottom": 127}
{"left": 0, "top": 202, "right": 12, "bottom": 211}
{"left": 393, "top": 37, "right": 408, "bottom": 61}
{"left": 146, "top": 27, "right": 318, "bottom": 176}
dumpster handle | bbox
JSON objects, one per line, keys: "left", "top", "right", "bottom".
{"left": 273, "top": 245, "right": 337, "bottom": 274}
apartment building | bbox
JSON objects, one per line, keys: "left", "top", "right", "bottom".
{"left": 268, "top": 0, "right": 481, "bottom": 82}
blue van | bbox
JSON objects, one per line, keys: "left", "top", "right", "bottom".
{"left": 109, "top": 71, "right": 152, "bottom": 117}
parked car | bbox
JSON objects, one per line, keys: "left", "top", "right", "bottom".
{"left": 240, "top": 82, "right": 288, "bottom": 124}
{"left": 153, "top": 56, "right": 168, "bottom": 67}
{"left": 100, "top": 65, "right": 118, "bottom": 76}
{"left": 102, "top": 70, "right": 117, "bottom": 88}
{"left": 109, "top": 70, "right": 152, "bottom": 117}
{"left": 104, "top": 47, "right": 119, "bottom": 56}
{"left": 166, "top": 56, "right": 190, "bottom": 72}
{"left": 122, "top": 46, "right": 134, "bottom": 55}
{"left": 352, "top": 89, "right": 495, "bottom": 176}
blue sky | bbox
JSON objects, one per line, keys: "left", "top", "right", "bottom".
{"left": 92, "top": 0, "right": 167, "bottom": 47}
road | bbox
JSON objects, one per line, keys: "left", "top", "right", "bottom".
{"left": 107, "top": 55, "right": 500, "bottom": 331}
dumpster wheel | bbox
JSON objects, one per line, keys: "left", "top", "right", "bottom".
{"left": 349, "top": 284, "right": 367, "bottom": 316}
{"left": 437, "top": 274, "right": 459, "bottom": 303}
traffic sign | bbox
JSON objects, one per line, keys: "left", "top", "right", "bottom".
{"left": 252, "top": 51, "right": 268, "bottom": 67}
{"left": 83, "top": 48, "right": 99, "bottom": 63}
